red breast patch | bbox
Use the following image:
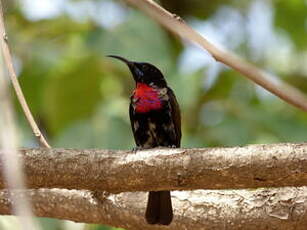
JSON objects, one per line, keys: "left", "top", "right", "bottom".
{"left": 133, "top": 83, "right": 162, "bottom": 113}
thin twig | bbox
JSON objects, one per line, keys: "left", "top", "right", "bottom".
{"left": 0, "top": 2, "right": 50, "bottom": 148}
{"left": 123, "top": 0, "right": 307, "bottom": 111}
{"left": 0, "top": 25, "right": 40, "bottom": 230}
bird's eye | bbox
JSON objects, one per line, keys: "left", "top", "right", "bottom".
{"left": 142, "top": 65, "right": 148, "bottom": 71}
{"left": 135, "top": 67, "right": 144, "bottom": 77}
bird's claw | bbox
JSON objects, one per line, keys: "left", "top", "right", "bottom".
{"left": 132, "top": 146, "right": 143, "bottom": 153}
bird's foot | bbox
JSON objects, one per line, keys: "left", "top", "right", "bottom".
{"left": 168, "top": 145, "right": 177, "bottom": 148}
{"left": 132, "top": 146, "right": 143, "bottom": 153}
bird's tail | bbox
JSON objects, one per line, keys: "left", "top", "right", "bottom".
{"left": 145, "top": 191, "right": 173, "bottom": 225}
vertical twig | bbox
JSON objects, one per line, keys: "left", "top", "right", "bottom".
{"left": 0, "top": 23, "right": 40, "bottom": 230}
{"left": 123, "top": 0, "right": 307, "bottom": 112}
{"left": 0, "top": 1, "right": 50, "bottom": 148}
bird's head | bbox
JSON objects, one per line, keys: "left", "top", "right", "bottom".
{"left": 108, "top": 55, "right": 167, "bottom": 87}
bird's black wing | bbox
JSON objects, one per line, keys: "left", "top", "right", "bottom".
{"left": 129, "top": 101, "right": 140, "bottom": 147}
{"left": 167, "top": 87, "right": 181, "bottom": 147}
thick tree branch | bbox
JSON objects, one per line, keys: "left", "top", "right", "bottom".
{"left": 0, "top": 188, "right": 307, "bottom": 230}
{"left": 0, "top": 143, "right": 306, "bottom": 192}
{"left": 122, "top": 0, "right": 307, "bottom": 111}
{"left": 0, "top": 1, "right": 50, "bottom": 148}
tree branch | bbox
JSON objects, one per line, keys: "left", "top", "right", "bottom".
{"left": 0, "top": 187, "right": 307, "bottom": 230}
{"left": 0, "top": 143, "right": 306, "bottom": 192}
{"left": 0, "top": 1, "right": 50, "bottom": 148}
{"left": 122, "top": 0, "right": 307, "bottom": 111}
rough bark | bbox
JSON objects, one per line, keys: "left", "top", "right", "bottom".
{"left": 0, "top": 188, "right": 307, "bottom": 230}
{"left": 0, "top": 143, "right": 306, "bottom": 192}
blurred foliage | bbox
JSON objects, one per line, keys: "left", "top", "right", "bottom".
{"left": 274, "top": 0, "right": 307, "bottom": 49}
{"left": 1, "top": 0, "right": 307, "bottom": 229}
{"left": 160, "top": 0, "right": 228, "bottom": 19}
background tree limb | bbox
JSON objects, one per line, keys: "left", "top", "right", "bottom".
{"left": 122, "top": 0, "right": 307, "bottom": 111}
{"left": 0, "top": 1, "right": 50, "bottom": 148}
{"left": 0, "top": 5, "right": 40, "bottom": 229}
{"left": 0, "top": 187, "right": 307, "bottom": 230}
{"left": 0, "top": 143, "right": 306, "bottom": 192}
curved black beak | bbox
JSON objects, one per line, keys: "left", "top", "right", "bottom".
{"left": 107, "top": 55, "right": 143, "bottom": 82}
{"left": 107, "top": 55, "right": 133, "bottom": 66}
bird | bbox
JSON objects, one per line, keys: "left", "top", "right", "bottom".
{"left": 108, "top": 55, "right": 181, "bottom": 225}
